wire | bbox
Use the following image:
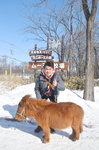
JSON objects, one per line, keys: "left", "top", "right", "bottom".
{"left": 0, "top": 55, "right": 24, "bottom": 63}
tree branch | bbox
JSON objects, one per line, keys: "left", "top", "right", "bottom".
{"left": 82, "top": 0, "right": 90, "bottom": 20}
{"left": 91, "top": 0, "right": 98, "bottom": 21}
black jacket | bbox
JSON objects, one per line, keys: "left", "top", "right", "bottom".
{"left": 34, "top": 72, "right": 65, "bottom": 98}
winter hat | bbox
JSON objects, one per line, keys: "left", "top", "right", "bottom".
{"left": 43, "top": 61, "right": 54, "bottom": 68}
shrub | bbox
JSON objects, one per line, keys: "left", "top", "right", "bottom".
{"left": 64, "top": 77, "right": 84, "bottom": 90}
{"left": 94, "top": 79, "right": 99, "bottom": 86}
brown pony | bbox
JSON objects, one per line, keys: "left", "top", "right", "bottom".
{"left": 15, "top": 95, "right": 84, "bottom": 143}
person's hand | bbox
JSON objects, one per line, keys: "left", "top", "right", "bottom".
{"left": 53, "top": 79, "right": 57, "bottom": 87}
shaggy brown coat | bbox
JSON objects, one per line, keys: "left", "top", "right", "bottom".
{"left": 15, "top": 95, "right": 84, "bottom": 143}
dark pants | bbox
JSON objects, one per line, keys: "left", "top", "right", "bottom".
{"left": 42, "top": 94, "right": 57, "bottom": 103}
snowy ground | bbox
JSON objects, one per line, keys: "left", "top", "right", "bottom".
{"left": 0, "top": 83, "right": 99, "bottom": 150}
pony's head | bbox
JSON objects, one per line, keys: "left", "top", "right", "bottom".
{"left": 15, "top": 95, "right": 30, "bottom": 121}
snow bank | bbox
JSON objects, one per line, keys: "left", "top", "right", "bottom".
{"left": 0, "top": 83, "right": 99, "bottom": 150}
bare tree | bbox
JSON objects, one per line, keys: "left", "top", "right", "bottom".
{"left": 24, "top": 0, "right": 99, "bottom": 79}
{"left": 82, "top": 0, "right": 98, "bottom": 101}
{"left": 94, "top": 47, "right": 99, "bottom": 78}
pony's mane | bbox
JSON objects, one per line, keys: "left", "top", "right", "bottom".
{"left": 29, "top": 97, "right": 53, "bottom": 106}
{"left": 23, "top": 96, "right": 53, "bottom": 117}
{"left": 21, "top": 95, "right": 53, "bottom": 105}
{"left": 21, "top": 95, "right": 53, "bottom": 114}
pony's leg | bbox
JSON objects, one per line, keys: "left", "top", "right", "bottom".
{"left": 70, "top": 126, "right": 80, "bottom": 141}
{"left": 74, "top": 127, "right": 80, "bottom": 140}
{"left": 80, "top": 123, "right": 83, "bottom": 133}
{"left": 42, "top": 126, "right": 50, "bottom": 143}
{"left": 69, "top": 128, "right": 76, "bottom": 140}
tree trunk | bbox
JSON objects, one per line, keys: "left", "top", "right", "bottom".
{"left": 94, "top": 47, "right": 99, "bottom": 78}
{"left": 83, "top": 18, "right": 94, "bottom": 101}
{"left": 82, "top": 0, "right": 98, "bottom": 101}
{"left": 69, "top": 3, "right": 73, "bottom": 77}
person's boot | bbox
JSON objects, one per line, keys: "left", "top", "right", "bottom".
{"left": 34, "top": 126, "right": 42, "bottom": 133}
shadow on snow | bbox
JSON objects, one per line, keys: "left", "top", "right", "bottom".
{"left": 0, "top": 104, "right": 70, "bottom": 141}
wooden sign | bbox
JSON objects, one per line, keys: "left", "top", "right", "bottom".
{"left": 29, "top": 50, "right": 52, "bottom": 56}
{"left": 31, "top": 55, "right": 54, "bottom": 61}
{"left": 28, "top": 62, "right": 68, "bottom": 70}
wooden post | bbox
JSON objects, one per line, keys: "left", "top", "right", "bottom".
{"left": 34, "top": 44, "right": 37, "bottom": 81}
{"left": 61, "top": 35, "right": 67, "bottom": 78}
{"left": 47, "top": 34, "right": 50, "bottom": 50}
{"left": 61, "top": 35, "right": 65, "bottom": 63}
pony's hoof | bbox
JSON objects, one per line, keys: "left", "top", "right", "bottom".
{"left": 69, "top": 135, "right": 76, "bottom": 141}
{"left": 41, "top": 136, "right": 49, "bottom": 143}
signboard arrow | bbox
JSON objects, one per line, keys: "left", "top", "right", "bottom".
{"left": 28, "top": 62, "right": 68, "bottom": 70}
{"left": 29, "top": 50, "right": 52, "bottom": 56}
{"left": 31, "top": 55, "right": 54, "bottom": 61}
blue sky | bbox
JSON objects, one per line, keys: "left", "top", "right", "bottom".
{"left": 0, "top": 0, "right": 98, "bottom": 65}
{"left": 0, "top": 0, "right": 63, "bottom": 64}
{"left": 0, "top": 0, "right": 35, "bottom": 64}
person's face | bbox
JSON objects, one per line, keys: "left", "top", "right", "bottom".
{"left": 44, "top": 66, "right": 54, "bottom": 77}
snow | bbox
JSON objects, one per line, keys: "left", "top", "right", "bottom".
{"left": 0, "top": 83, "right": 99, "bottom": 150}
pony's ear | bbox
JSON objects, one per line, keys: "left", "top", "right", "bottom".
{"left": 21, "top": 95, "right": 31, "bottom": 105}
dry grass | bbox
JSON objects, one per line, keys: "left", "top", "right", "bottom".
{"left": 0, "top": 75, "right": 30, "bottom": 90}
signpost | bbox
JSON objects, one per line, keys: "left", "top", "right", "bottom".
{"left": 28, "top": 62, "right": 68, "bottom": 70}
{"left": 29, "top": 50, "right": 52, "bottom": 56}
{"left": 28, "top": 49, "right": 68, "bottom": 70}
{"left": 31, "top": 55, "right": 54, "bottom": 61}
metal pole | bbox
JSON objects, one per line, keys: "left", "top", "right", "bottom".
{"left": 10, "top": 49, "right": 13, "bottom": 76}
